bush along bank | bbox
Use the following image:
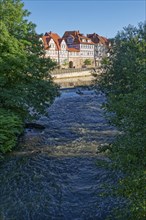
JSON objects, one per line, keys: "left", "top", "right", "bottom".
{"left": 0, "top": 0, "right": 59, "bottom": 158}
{"left": 0, "top": 109, "right": 24, "bottom": 157}
{"left": 96, "top": 22, "right": 146, "bottom": 219}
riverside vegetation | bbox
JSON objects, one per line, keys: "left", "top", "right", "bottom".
{"left": 0, "top": 0, "right": 59, "bottom": 156}
{"left": 96, "top": 22, "right": 146, "bottom": 219}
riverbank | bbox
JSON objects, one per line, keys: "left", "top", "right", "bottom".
{"left": 51, "top": 69, "right": 98, "bottom": 88}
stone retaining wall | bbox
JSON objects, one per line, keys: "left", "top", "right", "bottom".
{"left": 50, "top": 69, "right": 100, "bottom": 88}
{"left": 51, "top": 70, "right": 92, "bottom": 79}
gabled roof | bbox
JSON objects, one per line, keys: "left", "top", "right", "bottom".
{"left": 63, "top": 31, "right": 80, "bottom": 38}
{"left": 42, "top": 32, "right": 61, "bottom": 50}
{"left": 42, "top": 31, "right": 109, "bottom": 52}
{"left": 59, "top": 38, "right": 68, "bottom": 46}
{"left": 87, "top": 33, "right": 109, "bottom": 45}
{"left": 98, "top": 35, "right": 109, "bottom": 45}
{"left": 43, "top": 32, "right": 69, "bottom": 50}
{"left": 41, "top": 36, "right": 51, "bottom": 49}
{"left": 76, "top": 36, "right": 95, "bottom": 45}
{"left": 63, "top": 30, "right": 94, "bottom": 45}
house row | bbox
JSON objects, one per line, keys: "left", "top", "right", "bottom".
{"left": 41, "top": 30, "right": 110, "bottom": 68}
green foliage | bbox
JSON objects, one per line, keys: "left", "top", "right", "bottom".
{"left": 62, "top": 59, "right": 69, "bottom": 67}
{"left": 84, "top": 59, "right": 92, "bottom": 65}
{"left": 97, "top": 22, "right": 146, "bottom": 219}
{"left": 0, "top": 0, "right": 59, "bottom": 117}
{"left": 0, "top": 109, "right": 23, "bottom": 153}
{"left": 0, "top": 0, "right": 59, "bottom": 153}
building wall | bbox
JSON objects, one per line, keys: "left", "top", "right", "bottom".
{"left": 80, "top": 44, "right": 94, "bottom": 58}
{"left": 42, "top": 33, "right": 108, "bottom": 68}
{"left": 68, "top": 57, "right": 94, "bottom": 68}
{"left": 94, "top": 44, "right": 109, "bottom": 67}
{"left": 44, "top": 39, "right": 58, "bottom": 62}
{"left": 67, "top": 43, "right": 94, "bottom": 68}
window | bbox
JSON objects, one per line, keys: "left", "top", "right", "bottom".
{"left": 62, "top": 44, "right": 66, "bottom": 49}
{"left": 50, "top": 43, "right": 55, "bottom": 48}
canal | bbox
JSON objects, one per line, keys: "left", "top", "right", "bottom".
{"left": 0, "top": 87, "right": 126, "bottom": 220}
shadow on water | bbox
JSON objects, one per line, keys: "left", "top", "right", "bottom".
{"left": 0, "top": 87, "right": 126, "bottom": 220}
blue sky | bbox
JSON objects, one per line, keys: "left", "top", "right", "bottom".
{"left": 23, "top": 0, "right": 145, "bottom": 38}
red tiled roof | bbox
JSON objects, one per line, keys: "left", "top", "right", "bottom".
{"left": 42, "top": 32, "right": 61, "bottom": 50}
{"left": 63, "top": 31, "right": 80, "bottom": 38}
{"left": 58, "top": 38, "right": 67, "bottom": 46}
{"left": 98, "top": 35, "right": 109, "bottom": 45}
{"left": 63, "top": 30, "right": 94, "bottom": 45}
{"left": 42, "top": 31, "right": 109, "bottom": 52}
{"left": 87, "top": 33, "right": 109, "bottom": 45}
{"left": 68, "top": 48, "right": 80, "bottom": 52}
{"left": 49, "top": 32, "right": 61, "bottom": 50}
{"left": 41, "top": 36, "right": 51, "bottom": 49}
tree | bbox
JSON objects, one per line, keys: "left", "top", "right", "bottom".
{"left": 84, "top": 59, "right": 92, "bottom": 66}
{"left": 62, "top": 59, "right": 69, "bottom": 68}
{"left": 97, "top": 22, "right": 146, "bottom": 219}
{"left": 0, "top": 0, "right": 59, "bottom": 154}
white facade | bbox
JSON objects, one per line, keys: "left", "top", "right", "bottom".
{"left": 59, "top": 40, "right": 68, "bottom": 64}
{"left": 79, "top": 44, "right": 94, "bottom": 58}
{"left": 44, "top": 39, "right": 58, "bottom": 62}
{"left": 42, "top": 31, "right": 109, "bottom": 68}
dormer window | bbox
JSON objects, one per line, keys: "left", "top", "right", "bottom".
{"left": 67, "top": 36, "right": 73, "bottom": 44}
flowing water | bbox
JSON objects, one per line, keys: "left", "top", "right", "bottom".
{"left": 0, "top": 88, "right": 126, "bottom": 220}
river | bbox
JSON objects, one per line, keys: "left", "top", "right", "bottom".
{"left": 0, "top": 87, "right": 126, "bottom": 220}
